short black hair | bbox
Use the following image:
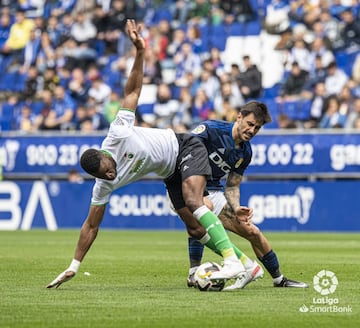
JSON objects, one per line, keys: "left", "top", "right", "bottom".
{"left": 239, "top": 101, "right": 272, "bottom": 124}
{"left": 80, "top": 149, "right": 101, "bottom": 174}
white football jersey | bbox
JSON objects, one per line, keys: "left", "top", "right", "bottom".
{"left": 91, "top": 109, "right": 179, "bottom": 205}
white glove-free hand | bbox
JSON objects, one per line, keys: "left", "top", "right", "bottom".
{"left": 47, "top": 259, "right": 80, "bottom": 289}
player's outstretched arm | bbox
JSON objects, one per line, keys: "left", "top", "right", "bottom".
{"left": 122, "top": 19, "right": 145, "bottom": 111}
{"left": 47, "top": 205, "right": 106, "bottom": 288}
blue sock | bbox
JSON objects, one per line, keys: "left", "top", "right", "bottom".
{"left": 258, "top": 250, "right": 281, "bottom": 278}
{"left": 188, "top": 237, "right": 204, "bottom": 268}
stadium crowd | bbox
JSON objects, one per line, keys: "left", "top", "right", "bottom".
{"left": 0, "top": 0, "right": 360, "bottom": 133}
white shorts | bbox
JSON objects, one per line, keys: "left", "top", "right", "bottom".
{"left": 207, "top": 190, "right": 227, "bottom": 216}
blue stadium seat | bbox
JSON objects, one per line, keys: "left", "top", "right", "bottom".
{"left": 244, "top": 20, "right": 262, "bottom": 36}
{"left": 209, "top": 24, "right": 228, "bottom": 51}
{"left": 228, "top": 22, "right": 246, "bottom": 36}
{"left": 137, "top": 103, "right": 154, "bottom": 115}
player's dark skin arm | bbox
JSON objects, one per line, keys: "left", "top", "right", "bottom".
{"left": 46, "top": 19, "right": 146, "bottom": 288}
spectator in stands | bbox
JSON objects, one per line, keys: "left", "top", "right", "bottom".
{"left": 153, "top": 83, "right": 181, "bottom": 128}
{"left": 198, "top": 63, "right": 221, "bottom": 101}
{"left": 171, "top": 0, "right": 193, "bottom": 27}
{"left": 34, "top": 89, "right": 52, "bottom": 130}
{"left": 88, "top": 74, "right": 112, "bottom": 109}
{"left": 19, "top": 28, "right": 41, "bottom": 74}
{"left": 319, "top": 95, "right": 346, "bottom": 129}
{"left": 50, "top": 0, "right": 77, "bottom": 18}
{"left": 60, "top": 37, "right": 97, "bottom": 71}
{"left": 58, "top": 13, "right": 74, "bottom": 45}
{"left": 67, "top": 168, "right": 84, "bottom": 184}
{"left": 74, "top": 104, "right": 89, "bottom": 130}
{"left": 22, "top": 65, "right": 41, "bottom": 101}
{"left": 0, "top": 11, "right": 11, "bottom": 50}
{"left": 303, "top": 55, "right": 327, "bottom": 94}
{"left": 167, "top": 27, "right": 186, "bottom": 59}
{"left": 263, "top": 0, "right": 290, "bottom": 35}
{"left": 208, "top": 47, "right": 225, "bottom": 76}
{"left": 345, "top": 97, "right": 360, "bottom": 129}
{"left": 91, "top": 4, "right": 108, "bottom": 55}
{"left": 308, "top": 37, "right": 334, "bottom": 74}
{"left": 213, "top": 79, "right": 244, "bottom": 116}
{"left": 143, "top": 47, "right": 163, "bottom": 85}
{"left": 324, "top": 61, "right": 349, "bottom": 96}
{"left": 277, "top": 113, "right": 297, "bottom": 129}
{"left": 105, "top": 0, "right": 135, "bottom": 54}
{"left": 173, "top": 41, "right": 202, "bottom": 87}
{"left": 219, "top": 0, "right": 255, "bottom": 23}
{"left": 285, "top": 38, "right": 311, "bottom": 73}
{"left": 37, "top": 31, "right": 56, "bottom": 71}
{"left": 45, "top": 15, "right": 61, "bottom": 49}
{"left": 185, "top": 24, "right": 203, "bottom": 54}
{"left": 85, "top": 100, "right": 109, "bottom": 131}
{"left": 338, "top": 84, "right": 354, "bottom": 117}
{"left": 14, "top": 104, "right": 38, "bottom": 132}
{"left": 103, "top": 90, "right": 121, "bottom": 124}
{"left": 68, "top": 67, "right": 90, "bottom": 105}
{"left": 278, "top": 61, "right": 309, "bottom": 101}
{"left": 192, "top": 87, "right": 215, "bottom": 123}
{"left": 1, "top": 8, "right": 35, "bottom": 53}
{"left": 308, "top": 19, "right": 332, "bottom": 51}
{"left": 176, "top": 86, "right": 193, "bottom": 128}
{"left": 188, "top": 0, "right": 211, "bottom": 26}
{"left": 237, "top": 55, "right": 262, "bottom": 99}
{"left": 0, "top": 8, "right": 35, "bottom": 71}
{"left": 288, "top": 0, "right": 321, "bottom": 28}
{"left": 70, "top": 12, "right": 97, "bottom": 45}
{"left": 338, "top": 8, "right": 360, "bottom": 51}
{"left": 219, "top": 98, "right": 238, "bottom": 122}
{"left": 303, "top": 81, "right": 327, "bottom": 128}
{"left": 154, "top": 19, "right": 171, "bottom": 61}
{"left": 319, "top": 9, "right": 341, "bottom": 50}
{"left": 43, "top": 84, "right": 76, "bottom": 130}
{"left": 41, "top": 66, "right": 60, "bottom": 93}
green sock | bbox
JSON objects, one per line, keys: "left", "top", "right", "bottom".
{"left": 193, "top": 206, "right": 235, "bottom": 259}
{"left": 204, "top": 235, "right": 250, "bottom": 265}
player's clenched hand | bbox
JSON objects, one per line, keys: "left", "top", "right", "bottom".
{"left": 234, "top": 206, "right": 253, "bottom": 224}
{"left": 47, "top": 270, "right": 76, "bottom": 289}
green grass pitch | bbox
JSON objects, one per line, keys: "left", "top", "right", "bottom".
{"left": 0, "top": 230, "right": 359, "bottom": 328}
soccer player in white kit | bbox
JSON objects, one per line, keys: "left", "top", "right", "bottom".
{"left": 47, "top": 19, "right": 250, "bottom": 289}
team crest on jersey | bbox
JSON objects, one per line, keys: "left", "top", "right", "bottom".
{"left": 192, "top": 124, "right": 206, "bottom": 134}
{"left": 124, "top": 152, "right": 134, "bottom": 160}
{"left": 235, "top": 158, "right": 244, "bottom": 168}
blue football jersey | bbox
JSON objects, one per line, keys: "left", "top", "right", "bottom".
{"left": 191, "top": 120, "right": 252, "bottom": 190}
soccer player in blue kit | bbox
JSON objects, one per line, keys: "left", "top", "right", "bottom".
{"left": 183, "top": 101, "right": 309, "bottom": 290}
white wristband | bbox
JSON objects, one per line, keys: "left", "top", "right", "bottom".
{"left": 68, "top": 259, "right": 81, "bottom": 273}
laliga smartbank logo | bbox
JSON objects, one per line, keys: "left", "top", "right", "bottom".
{"left": 299, "top": 270, "right": 352, "bottom": 314}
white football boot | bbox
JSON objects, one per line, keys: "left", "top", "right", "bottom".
{"left": 223, "top": 261, "right": 264, "bottom": 291}
{"left": 209, "top": 259, "right": 246, "bottom": 281}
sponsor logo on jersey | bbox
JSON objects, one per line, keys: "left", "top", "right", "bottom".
{"left": 191, "top": 124, "right": 206, "bottom": 134}
{"left": 129, "top": 158, "right": 145, "bottom": 174}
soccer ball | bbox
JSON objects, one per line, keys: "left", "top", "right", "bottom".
{"left": 194, "top": 262, "right": 225, "bottom": 292}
